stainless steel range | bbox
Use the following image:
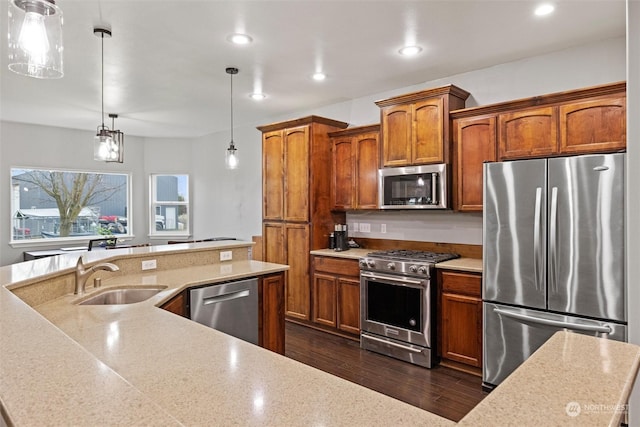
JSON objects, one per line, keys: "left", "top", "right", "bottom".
{"left": 359, "top": 249, "right": 459, "bottom": 368}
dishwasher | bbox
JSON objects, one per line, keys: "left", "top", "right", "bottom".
{"left": 189, "top": 278, "right": 259, "bottom": 345}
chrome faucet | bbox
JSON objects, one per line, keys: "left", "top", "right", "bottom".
{"left": 74, "top": 256, "right": 120, "bottom": 295}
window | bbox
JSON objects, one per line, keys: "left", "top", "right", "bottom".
{"left": 149, "top": 174, "right": 190, "bottom": 237}
{"left": 10, "top": 168, "right": 131, "bottom": 244}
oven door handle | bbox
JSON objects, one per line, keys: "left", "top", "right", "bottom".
{"left": 362, "top": 334, "right": 423, "bottom": 353}
{"left": 360, "top": 271, "right": 426, "bottom": 287}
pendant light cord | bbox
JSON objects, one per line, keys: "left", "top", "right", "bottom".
{"left": 101, "top": 33, "right": 105, "bottom": 129}
{"left": 230, "top": 71, "right": 234, "bottom": 144}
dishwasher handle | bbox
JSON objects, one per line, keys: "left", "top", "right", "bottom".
{"left": 203, "top": 289, "right": 251, "bottom": 305}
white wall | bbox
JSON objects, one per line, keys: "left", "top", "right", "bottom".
{"left": 0, "top": 121, "right": 146, "bottom": 265}
{"left": 626, "top": 0, "right": 639, "bottom": 423}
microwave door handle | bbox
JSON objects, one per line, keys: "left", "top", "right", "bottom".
{"left": 431, "top": 172, "right": 438, "bottom": 204}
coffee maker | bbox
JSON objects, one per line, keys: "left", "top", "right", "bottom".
{"left": 333, "top": 224, "right": 349, "bottom": 251}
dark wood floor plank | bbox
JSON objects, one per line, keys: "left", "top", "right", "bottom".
{"left": 284, "top": 321, "right": 487, "bottom": 422}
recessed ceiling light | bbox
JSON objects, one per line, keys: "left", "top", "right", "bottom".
{"left": 227, "top": 33, "right": 253, "bottom": 45}
{"left": 312, "top": 72, "right": 326, "bottom": 81}
{"left": 398, "top": 45, "right": 422, "bottom": 57}
{"left": 534, "top": 3, "right": 555, "bottom": 16}
{"left": 250, "top": 92, "right": 266, "bottom": 100}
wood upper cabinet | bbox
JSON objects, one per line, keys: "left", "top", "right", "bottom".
{"left": 453, "top": 115, "right": 496, "bottom": 211}
{"left": 284, "top": 126, "right": 310, "bottom": 222}
{"left": 559, "top": 96, "right": 626, "bottom": 154}
{"left": 330, "top": 124, "right": 380, "bottom": 210}
{"left": 312, "top": 255, "right": 360, "bottom": 337}
{"left": 498, "top": 106, "right": 558, "bottom": 160}
{"left": 262, "top": 131, "right": 284, "bottom": 221}
{"left": 376, "top": 85, "right": 470, "bottom": 167}
{"left": 439, "top": 270, "right": 482, "bottom": 369}
{"left": 380, "top": 104, "right": 413, "bottom": 166}
{"left": 413, "top": 97, "right": 445, "bottom": 164}
{"left": 450, "top": 81, "right": 626, "bottom": 212}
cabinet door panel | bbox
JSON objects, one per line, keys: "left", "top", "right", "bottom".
{"left": 354, "top": 133, "right": 379, "bottom": 209}
{"left": 442, "top": 292, "right": 482, "bottom": 367}
{"left": 337, "top": 277, "right": 360, "bottom": 334}
{"left": 498, "top": 107, "right": 557, "bottom": 160}
{"left": 285, "top": 224, "right": 310, "bottom": 320}
{"left": 261, "top": 273, "right": 285, "bottom": 354}
{"left": 382, "top": 105, "right": 412, "bottom": 167}
{"left": 263, "top": 131, "right": 284, "bottom": 220}
{"left": 413, "top": 97, "right": 444, "bottom": 164}
{"left": 284, "top": 126, "right": 310, "bottom": 222}
{"left": 454, "top": 116, "right": 496, "bottom": 211}
{"left": 263, "top": 222, "right": 284, "bottom": 264}
{"left": 559, "top": 97, "right": 626, "bottom": 154}
{"left": 313, "top": 274, "right": 337, "bottom": 327}
{"left": 331, "top": 137, "right": 354, "bottom": 209}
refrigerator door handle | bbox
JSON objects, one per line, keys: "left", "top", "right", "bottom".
{"left": 549, "top": 186, "right": 559, "bottom": 295}
{"left": 533, "top": 187, "right": 543, "bottom": 292}
{"left": 493, "top": 307, "right": 613, "bottom": 334}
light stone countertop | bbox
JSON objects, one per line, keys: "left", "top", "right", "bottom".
{"left": 310, "top": 248, "right": 371, "bottom": 259}
{"left": 459, "top": 331, "right": 640, "bottom": 426}
{"left": 436, "top": 257, "right": 483, "bottom": 273}
{"left": 1, "top": 242, "right": 453, "bottom": 427}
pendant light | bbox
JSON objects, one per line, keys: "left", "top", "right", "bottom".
{"left": 225, "top": 67, "right": 239, "bottom": 170}
{"left": 93, "top": 26, "right": 124, "bottom": 163}
{"left": 7, "top": 0, "right": 63, "bottom": 79}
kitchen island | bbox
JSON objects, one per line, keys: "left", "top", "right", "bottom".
{"left": 0, "top": 241, "right": 453, "bottom": 426}
{"left": 1, "top": 241, "right": 639, "bottom": 426}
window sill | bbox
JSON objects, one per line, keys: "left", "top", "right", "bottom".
{"left": 9, "top": 235, "right": 134, "bottom": 249}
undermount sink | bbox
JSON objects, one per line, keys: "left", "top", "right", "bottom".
{"left": 78, "top": 286, "right": 167, "bottom": 305}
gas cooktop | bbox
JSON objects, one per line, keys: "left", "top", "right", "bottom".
{"left": 366, "top": 249, "right": 460, "bottom": 264}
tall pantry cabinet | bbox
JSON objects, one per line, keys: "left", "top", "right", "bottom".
{"left": 258, "top": 116, "right": 349, "bottom": 321}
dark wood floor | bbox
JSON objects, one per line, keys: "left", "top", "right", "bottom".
{"left": 284, "top": 321, "right": 487, "bottom": 422}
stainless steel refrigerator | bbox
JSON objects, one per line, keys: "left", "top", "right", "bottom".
{"left": 482, "top": 153, "right": 626, "bottom": 389}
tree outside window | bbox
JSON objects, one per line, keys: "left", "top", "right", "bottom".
{"left": 10, "top": 168, "right": 130, "bottom": 242}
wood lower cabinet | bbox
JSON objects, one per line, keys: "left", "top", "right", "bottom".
{"left": 263, "top": 222, "right": 311, "bottom": 320}
{"left": 312, "top": 255, "right": 360, "bottom": 337}
{"left": 259, "top": 272, "right": 286, "bottom": 354}
{"left": 160, "top": 290, "right": 187, "bottom": 317}
{"left": 438, "top": 269, "right": 482, "bottom": 371}
{"left": 376, "top": 85, "right": 469, "bottom": 167}
{"left": 329, "top": 124, "right": 380, "bottom": 210}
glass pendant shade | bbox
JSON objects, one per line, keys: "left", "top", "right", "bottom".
{"left": 7, "top": 0, "right": 63, "bottom": 79}
{"left": 94, "top": 125, "right": 124, "bottom": 163}
{"left": 225, "top": 143, "right": 238, "bottom": 169}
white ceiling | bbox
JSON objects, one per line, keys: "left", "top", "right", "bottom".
{"left": 0, "top": 0, "right": 626, "bottom": 138}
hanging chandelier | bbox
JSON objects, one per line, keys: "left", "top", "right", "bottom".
{"left": 93, "top": 26, "right": 124, "bottom": 163}
{"left": 7, "top": 0, "right": 64, "bottom": 79}
{"left": 225, "top": 67, "right": 239, "bottom": 170}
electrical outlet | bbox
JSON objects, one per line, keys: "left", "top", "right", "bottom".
{"left": 352, "top": 223, "right": 359, "bottom": 232}
{"left": 381, "top": 224, "right": 387, "bottom": 233}
{"left": 220, "top": 251, "right": 233, "bottom": 261}
{"left": 360, "top": 223, "right": 371, "bottom": 233}
{"left": 141, "top": 259, "right": 157, "bottom": 270}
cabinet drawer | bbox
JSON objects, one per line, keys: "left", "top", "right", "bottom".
{"left": 441, "top": 271, "right": 481, "bottom": 297}
{"left": 313, "top": 256, "right": 360, "bottom": 277}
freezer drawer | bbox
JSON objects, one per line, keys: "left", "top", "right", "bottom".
{"left": 483, "top": 302, "right": 626, "bottom": 388}
{"left": 190, "top": 278, "right": 259, "bottom": 345}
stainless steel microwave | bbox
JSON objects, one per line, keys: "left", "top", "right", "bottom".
{"left": 378, "top": 164, "right": 448, "bottom": 209}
